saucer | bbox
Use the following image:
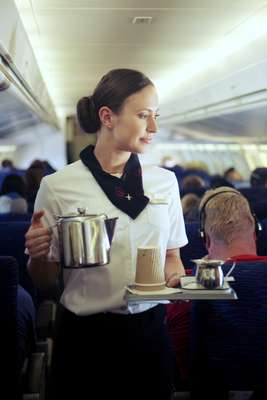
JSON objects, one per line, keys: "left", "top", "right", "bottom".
{"left": 134, "top": 281, "right": 166, "bottom": 291}
{"left": 180, "top": 276, "right": 230, "bottom": 291}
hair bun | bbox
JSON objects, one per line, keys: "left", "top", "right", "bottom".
{"left": 76, "top": 96, "right": 100, "bottom": 134}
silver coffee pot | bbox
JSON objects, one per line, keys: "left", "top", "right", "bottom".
{"left": 56, "top": 208, "right": 118, "bottom": 268}
{"left": 193, "top": 259, "right": 224, "bottom": 289}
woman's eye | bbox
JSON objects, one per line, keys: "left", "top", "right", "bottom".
{"left": 138, "top": 112, "right": 160, "bottom": 119}
{"left": 138, "top": 113, "right": 148, "bottom": 119}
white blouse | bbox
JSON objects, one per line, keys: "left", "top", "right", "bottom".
{"left": 34, "top": 160, "right": 188, "bottom": 315}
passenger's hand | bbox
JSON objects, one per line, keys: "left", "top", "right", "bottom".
{"left": 25, "top": 210, "right": 52, "bottom": 259}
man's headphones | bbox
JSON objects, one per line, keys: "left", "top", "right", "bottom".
{"left": 199, "top": 190, "right": 262, "bottom": 242}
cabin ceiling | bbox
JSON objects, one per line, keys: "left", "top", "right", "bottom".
{"left": 10, "top": 0, "right": 267, "bottom": 143}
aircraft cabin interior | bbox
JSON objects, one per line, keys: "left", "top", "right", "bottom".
{"left": 1, "top": 1, "right": 267, "bottom": 399}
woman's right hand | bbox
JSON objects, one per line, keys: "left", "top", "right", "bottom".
{"left": 25, "top": 210, "right": 52, "bottom": 259}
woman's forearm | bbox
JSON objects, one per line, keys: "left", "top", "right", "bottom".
{"left": 164, "top": 249, "right": 185, "bottom": 287}
{"left": 27, "top": 257, "right": 60, "bottom": 289}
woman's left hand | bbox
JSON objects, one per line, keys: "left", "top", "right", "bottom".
{"left": 166, "top": 272, "right": 181, "bottom": 288}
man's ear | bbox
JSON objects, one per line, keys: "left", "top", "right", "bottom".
{"left": 98, "top": 106, "right": 114, "bottom": 129}
{"left": 205, "top": 233, "right": 211, "bottom": 250}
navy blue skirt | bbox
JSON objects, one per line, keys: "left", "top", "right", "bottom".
{"left": 49, "top": 304, "right": 176, "bottom": 400}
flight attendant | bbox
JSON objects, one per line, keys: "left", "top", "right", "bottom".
{"left": 25, "top": 68, "right": 188, "bottom": 399}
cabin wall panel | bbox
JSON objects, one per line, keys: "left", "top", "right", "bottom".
{"left": 0, "top": 0, "right": 57, "bottom": 121}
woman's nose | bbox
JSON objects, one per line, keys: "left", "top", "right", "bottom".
{"left": 147, "top": 116, "right": 158, "bottom": 133}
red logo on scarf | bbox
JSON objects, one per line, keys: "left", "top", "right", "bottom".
{"left": 115, "top": 187, "right": 126, "bottom": 198}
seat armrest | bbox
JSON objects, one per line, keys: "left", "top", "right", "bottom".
{"left": 36, "top": 338, "right": 53, "bottom": 371}
{"left": 23, "top": 395, "right": 41, "bottom": 400}
{"left": 23, "top": 352, "right": 46, "bottom": 397}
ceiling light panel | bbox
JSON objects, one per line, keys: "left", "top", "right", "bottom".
{"left": 32, "top": 0, "right": 267, "bottom": 9}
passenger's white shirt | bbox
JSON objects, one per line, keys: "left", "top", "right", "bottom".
{"left": 34, "top": 160, "right": 188, "bottom": 315}
{"left": 0, "top": 194, "right": 28, "bottom": 214}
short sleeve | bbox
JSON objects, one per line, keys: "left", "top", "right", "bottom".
{"left": 167, "top": 173, "right": 188, "bottom": 249}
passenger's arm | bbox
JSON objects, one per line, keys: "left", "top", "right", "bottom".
{"left": 164, "top": 248, "right": 185, "bottom": 287}
{"left": 26, "top": 210, "right": 60, "bottom": 289}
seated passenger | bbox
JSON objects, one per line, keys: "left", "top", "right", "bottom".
{"left": 191, "top": 186, "right": 267, "bottom": 400}
{"left": 0, "top": 174, "right": 28, "bottom": 214}
{"left": 1, "top": 158, "right": 15, "bottom": 171}
{"left": 223, "top": 167, "right": 244, "bottom": 186}
{"left": 17, "top": 285, "right": 36, "bottom": 380}
{"left": 25, "top": 162, "right": 45, "bottom": 213}
{"left": 160, "top": 155, "right": 184, "bottom": 183}
{"left": 181, "top": 193, "right": 200, "bottom": 222}
{"left": 209, "top": 174, "right": 235, "bottom": 189}
{"left": 250, "top": 167, "right": 267, "bottom": 188}
{"left": 43, "top": 160, "right": 56, "bottom": 175}
{"left": 199, "top": 186, "right": 258, "bottom": 261}
{"left": 183, "top": 161, "right": 210, "bottom": 187}
{"left": 161, "top": 155, "right": 177, "bottom": 169}
{"left": 181, "top": 175, "right": 205, "bottom": 191}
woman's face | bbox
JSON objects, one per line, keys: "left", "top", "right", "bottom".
{"left": 110, "top": 84, "right": 159, "bottom": 154}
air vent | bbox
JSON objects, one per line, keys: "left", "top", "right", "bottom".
{"left": 132, "top": 16, "right": 153, "bottom": 25}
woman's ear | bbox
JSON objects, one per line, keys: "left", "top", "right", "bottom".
{"left": 98, "top": 106, "right": 114, "bottom": 129}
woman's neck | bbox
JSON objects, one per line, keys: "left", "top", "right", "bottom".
{"left": 94, "top": 136, "right": 130, "bottom": 174}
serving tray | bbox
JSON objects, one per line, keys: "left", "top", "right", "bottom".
{"left": 125, "top": 276, "right": 237, "bottom": 302}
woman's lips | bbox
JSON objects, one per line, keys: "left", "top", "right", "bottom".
{"left": 140, "top": 135, "right": 153, "bottom": 144}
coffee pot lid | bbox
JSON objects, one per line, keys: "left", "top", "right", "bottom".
{"left": 55, "top": 207, "right": 107, "bottom": 220}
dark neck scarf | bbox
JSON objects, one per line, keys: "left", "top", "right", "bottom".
{"left": 80, "top": 145, "right": 149, "bottom": 219}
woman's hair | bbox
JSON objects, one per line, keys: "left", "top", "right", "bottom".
{"left": 77, "top": 68, "right": 153, "bottom": 134}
